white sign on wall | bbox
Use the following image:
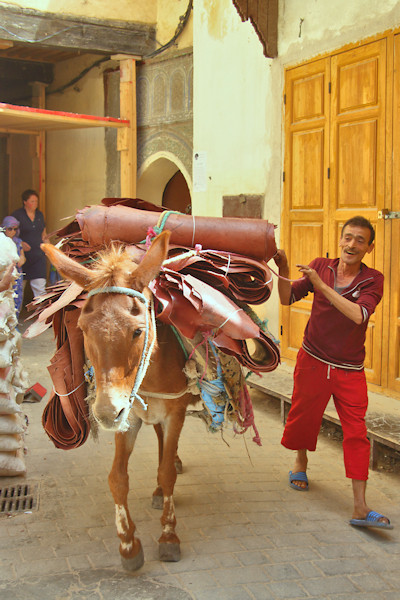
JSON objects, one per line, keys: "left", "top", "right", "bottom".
{"left": 193, "top": 151, "right": 207, "bottom": 192}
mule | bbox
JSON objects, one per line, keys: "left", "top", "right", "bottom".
{"left": 42, "top": 232, "right": 197, "bottom": 570}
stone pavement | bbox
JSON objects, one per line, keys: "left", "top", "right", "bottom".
{"left": 0, "top": 328, "right": 400, "bottom": 600}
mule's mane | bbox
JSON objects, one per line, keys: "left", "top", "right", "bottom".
{"left": 88, "top": 244, "right": 139, "bottom": 290}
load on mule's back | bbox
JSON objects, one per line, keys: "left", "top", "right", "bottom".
{"left": 42, "top": 232, "right": 196, "bottom": 569}
{"left": 36, "top": 201, "right": 280, "bottom": 571}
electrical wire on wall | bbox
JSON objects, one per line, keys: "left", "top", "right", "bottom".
{"left": 143, "top": 0, "right": 193, "bottom": 59}
{"left": 4, "top": 0, "right": 193, "bottom": 102}
{"left": 47, "top": 0, "right": 192, "bottom": 96}
{"left": 47, "top": 0, "right": 193, "bottom": 95}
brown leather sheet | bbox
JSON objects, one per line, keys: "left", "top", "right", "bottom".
{"left": 42, "top": 308, "right": 90, "bottom": 450}
{"left": 75, "top": 205, "right": 277, "bottom": 262}
{"left": 150, "top": 270, "right": 280, "bottom": 372}
{"left": 166, "top": 248, "right": 273, "bottom": 305}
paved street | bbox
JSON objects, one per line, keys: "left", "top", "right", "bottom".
{"left": 0, "top": 328, "right": 399, "bottom": 599}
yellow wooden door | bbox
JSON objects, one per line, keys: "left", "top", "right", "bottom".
{"left": 329, "top": 40, "right": 386, "bottom": 386}
{"left": 282, "top": 40, "right": 386, "bottom": 386}
{"left": 281, "top": 58, "right": 330, "bottom": 360}
{"left": 388, "top": 34, "right": 400, "bottom": 393}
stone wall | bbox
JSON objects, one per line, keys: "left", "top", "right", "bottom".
{"left": 137, "top": 49, "right": 193, "bottom": 182}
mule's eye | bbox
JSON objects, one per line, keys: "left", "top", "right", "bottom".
{"left": 132, "top": 328, "right": 142, "bottom": 339}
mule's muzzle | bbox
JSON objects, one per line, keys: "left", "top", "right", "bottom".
{"left": 92, "top": 392, "right": 130, "bottom": 431}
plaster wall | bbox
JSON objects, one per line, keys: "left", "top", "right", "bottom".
{"left": 156, "top": 0, "right": 193, "bottom": 49}
{"left": 45, "top": 54, "right": 113, "bottom": 234}
{"left": 0, "top": 0, "right": 156, "bottom": 23}
{"left": 279, "top": 0, "right": 400, "bottom": 66}
{"left": 193, "top": 0, "right": 400, "bottom": 339}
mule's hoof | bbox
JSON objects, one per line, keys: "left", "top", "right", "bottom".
{"left": 175, "top": 459, "right": 183, "bottom": 474}
{"left": 151, "top": 494, "right": 163, "bottom": 510}
{"left": 121, "top": 544, "right": 144, "bottom": 571}
{"left": 159, "top": 542, "right": 181, "bottom": 562}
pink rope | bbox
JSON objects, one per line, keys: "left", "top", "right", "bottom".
{"left": 235, "top": 383, "right": 262, "bottom": 446}
{"left": 146, "top": 227, "right": 157, "bottom": 249}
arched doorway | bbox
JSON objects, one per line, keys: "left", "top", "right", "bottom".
{"left": 137, "top": 154, "right": 191, "bottom": 214}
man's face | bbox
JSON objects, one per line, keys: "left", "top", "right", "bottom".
{"left": 339, "top": 225, "right": 374, "bottom": 266}
{"left": 24, "top": 194, "right": 39, "bottom": 211}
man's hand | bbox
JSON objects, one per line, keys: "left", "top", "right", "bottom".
{"left": 296, "top": 263, "right": 363, "bottom": 324}
{"left": 296, "top": 264, "right": 323, "bottom": 289}
{"left": 274, "top": 249, "right": 289, "bottom": 275}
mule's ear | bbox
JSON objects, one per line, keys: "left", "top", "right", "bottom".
{"left": 41, "top": 243, "right": 95, "bottom": 289}
{"left": 133, "top": 231, "right": 170, "bottom": 289}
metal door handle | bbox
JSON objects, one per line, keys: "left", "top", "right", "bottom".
{"left": 378, "top": 209, "right": 400, "bottom": 219}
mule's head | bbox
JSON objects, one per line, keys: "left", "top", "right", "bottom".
{"left": 42, "top": 232, "right": 170, "bottom": 431}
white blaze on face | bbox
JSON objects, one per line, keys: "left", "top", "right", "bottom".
{"left": 115, "top": 504, "right": 133, "bottom": 553}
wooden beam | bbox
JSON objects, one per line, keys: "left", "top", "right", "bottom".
{"left": 117, "top": 58, "right": 137, "bottom": 198}
{"left": 0, "top": 40, "right": 13, "bottom": 50}
{"left": 0, "top": 5, "right": 156, "bottom": 57}
{"left": 0, "top": 58, "right": 53, "bottom": 84}
{"left": 30, "top": 82, "right": 46, "bottom": 216}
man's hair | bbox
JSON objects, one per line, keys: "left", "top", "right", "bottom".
{"left": 341, "top": 216, "right": 375, "bottom": 245}
{"left": 21, "top": 189, "right": 39, "bottom": 204}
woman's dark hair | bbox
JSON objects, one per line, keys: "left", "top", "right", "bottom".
{"left": 341, "top": 216, "right": 375, "bottom": 245}
{"left": 21, "top": 189, "right": 39, "bottom": 204}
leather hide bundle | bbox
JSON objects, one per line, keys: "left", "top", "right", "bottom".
{"left": 25, "top": 198, "right": 280, "bottom": 450}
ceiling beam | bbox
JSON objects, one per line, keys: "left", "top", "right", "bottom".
{"left": 0, "top": 5, "right": 156, "bottom": 57}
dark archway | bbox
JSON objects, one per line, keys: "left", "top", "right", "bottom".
{"left": 162, "top": 171, "right": 191, "bottom": 214}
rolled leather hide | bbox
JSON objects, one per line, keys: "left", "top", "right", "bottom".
{"left": 76, "top": 205, "right": 277, "bottom": 262}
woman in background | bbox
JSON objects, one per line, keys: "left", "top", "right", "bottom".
{"left": 1, "top": 216, "right": 25, "bottom": 317}
{"left": 12, "top": 189, "right": 47, "bottom": 302}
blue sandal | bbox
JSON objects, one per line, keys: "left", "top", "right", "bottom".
{"left": 289, "top": 470, "right": 309, "bottom": 491}
{"left": 349, "top": 510, "right": 393, "bottom": 530}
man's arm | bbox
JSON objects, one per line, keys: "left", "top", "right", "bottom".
{"left": 273, "top": 250, "right": 292, "bottom": 305}
{"left": 296, "top": 264, "right": 363, "bottom": 324}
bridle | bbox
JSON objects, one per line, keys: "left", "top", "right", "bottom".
{"left": 87, "top": 286, "right": 156, "bottom": 410}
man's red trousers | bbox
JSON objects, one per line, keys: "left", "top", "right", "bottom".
{"left": 281, "top": 348, "right": 370, "bottom": 480}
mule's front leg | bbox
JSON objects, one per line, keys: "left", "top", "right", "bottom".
{"left": 157, "top": 413, "right": 185, "bottom": 562}
{"left": 108, "top": 417, "right": 143, "bottom": 571}
{"left": 152, "top": 424, "right": 183, "bottom": 510}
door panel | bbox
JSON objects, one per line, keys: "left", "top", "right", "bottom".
{"left": 330, "top": 40, "right": 386, "bottom": 385}
{"left": 388, "top": 34, "right": 400, "bottom": 393}
{"left": 283, "top": 40, "right": 387, "bottom": 386}
{"left": 337, "top": 120, "right": 378, "bottom": 208}
{"left": 282, "top": 58, "right": 330, "bottom": 360}
{"left": 292, "top": 130, "right": 325, "bottom": 209}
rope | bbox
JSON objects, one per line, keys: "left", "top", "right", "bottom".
{"left": 140, "top": 386, "right": 190, "bottom": 400}
{"left": 53, "top": 379, "right": 86, "bottom": 397}
{"left": 163, "top": 248, "right": 199, "bottom": 267}
{"left": 268, "top": 261, "right": 306, "bottom": 283}
{"left": 140, "top": 210, "right": 182, "bottom": 245}
{"left": 198, "top": 341, "right": 228, "bottom": 432}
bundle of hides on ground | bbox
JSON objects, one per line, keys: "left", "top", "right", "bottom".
{"left": 24, "top": 198, "right": 280, "bottom": 449}
{"left": 0, "top": 233, "right": 29, "bottom": 476}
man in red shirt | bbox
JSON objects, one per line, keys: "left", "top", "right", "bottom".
{"left": 274, "top": 216, "right": 393, "bottom": 529}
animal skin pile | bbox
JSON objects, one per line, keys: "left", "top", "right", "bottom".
{"left": 0, "top": 233, "right": 29, "bottom": 476}
{"left": 24, "top": 198, "right": 281, "bottom": 449}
